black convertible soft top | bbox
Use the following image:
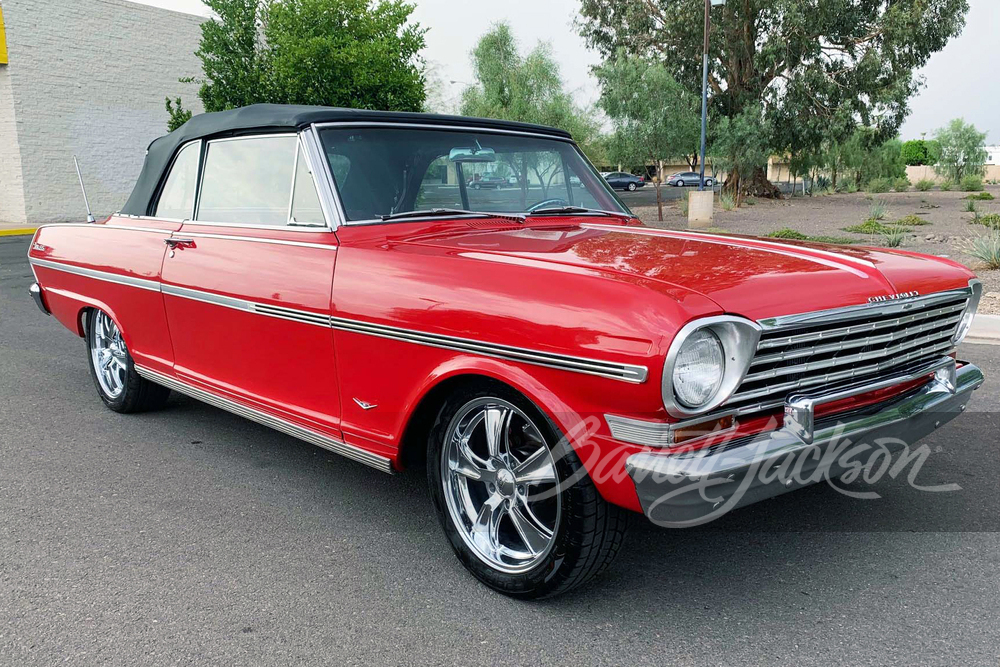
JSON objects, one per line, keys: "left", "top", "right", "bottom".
{"left": 120, "top": 104, "right": 573, "bottom": 216}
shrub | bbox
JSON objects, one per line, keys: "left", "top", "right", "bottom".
{"left": 840, "top": 181, "right": 859, "bottom": 194}
{"left": 967, "top": 191, "right": 995, "bottom": 201}
{"left": 965, "top": 200, "right": 978, "bottom": 213}
{"left": 679, "top": 195, "right": 689, "bottom": 217}
{"left": 768, "top": 228, "right": 808, "bottom": 240}
{"left": 894, "top": 214, "right": 931, "bottom": 227}
{"left": 844, "top": 220, "right": 911, "bottom": 234}
{"left": 961, "top": 175, "right": 985, "bottom": 192}
{"left": 719, "top": 191, "right": 736, "bottom": 211}
{"left": 961, "top": 230, "right": 1000, "bottom": 269}
{"left": 882, "top": 229, "right": 905, "bottom": 247}
{"left": 868, "top": 199, "right": 889, "bottom": 220}
{"left": 767, "top": 228, "right": 857, "bottom": 244}
{"left": 972, "top": 213, "right": 1000, "bottom": 229}
{"left": 915, "top": 178, "right": 935, "bottom": 191}
{"left": 865, "top": 177, "right": 893, "bottom": 194}
{"left": 893, "top": 177, "right": 911, "bottom": 192}
{"left": 940, "top": 179, "right": 955, "bottom": 191}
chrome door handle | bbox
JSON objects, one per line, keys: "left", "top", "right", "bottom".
{"left": 165, "top": 238, "right": 196, "bottom": 249}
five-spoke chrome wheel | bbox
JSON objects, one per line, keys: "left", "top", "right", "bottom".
{"left": 89, "top": 310, "right": 128, "bottom": 398}
{"left": 441, "top": 397, "right": 561, "bottom": 574}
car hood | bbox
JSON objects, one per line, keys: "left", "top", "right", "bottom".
{"left": 404, "top": 221, "right": 974, "bottom": 321}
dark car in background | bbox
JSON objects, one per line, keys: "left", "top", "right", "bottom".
{"left": 667, "top": 172, "right": 714, "bottom": 188}
{"left": 470, "top": 175, "right": 507, "bottom": 190}
{"left": 601, "top": 172, "right": 645, "bottom": 191}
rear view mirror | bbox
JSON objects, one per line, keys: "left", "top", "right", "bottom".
{"left": 449, "top": 146, "right": 497, "bottom": 163}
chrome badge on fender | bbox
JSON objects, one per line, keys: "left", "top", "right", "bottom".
{"left": 868, "top": 291, "right": 920, "bottom": 303}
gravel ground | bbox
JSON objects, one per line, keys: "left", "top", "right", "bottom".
{"left": 629, "top": 186, "right": 1000, "bottom": 314}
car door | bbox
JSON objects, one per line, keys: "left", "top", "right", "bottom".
{"left": 158, "top": 132, "right": 344, "bottom": 434}
{"left": 605, "top": 172, "right": 622, "bottom": 189}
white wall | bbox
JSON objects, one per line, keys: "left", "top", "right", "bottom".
{"left": 0, "top": 0, "right": 205, "bottom": 224}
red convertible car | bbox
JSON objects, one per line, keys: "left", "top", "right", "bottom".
{"left": 28, "top": 105, "right": 984, "bottom": 598}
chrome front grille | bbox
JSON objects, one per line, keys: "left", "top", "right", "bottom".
{"left": 727, "top": 290, "right": 971, "bottom": 414}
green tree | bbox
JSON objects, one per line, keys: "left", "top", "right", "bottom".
{"left": 710, "top": 105, "right": 772, "bottom": 206}
{"left": 578, "top": 0, "right": 969, "bottom": 198}
{"left": 192, "top": 0, "right": 426, "bottom": 113}
{"left": 902, "top": 139, "right": 934, "bottom": 166}
{"left": 934, "top": 118, "right": 988, "bottom": 182}
{"left": 460, "top": 23, "right": 602, "bottom": 160}
{"left": 165, "top": 97, "right": 193, "bottom": 132}
{"left": 596, "top": 53, "right": 701, "bottom": 219}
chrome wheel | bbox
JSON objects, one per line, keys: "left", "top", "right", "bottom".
{"left": 89, "top": 311, "right": 127, "bottom": 398}
{"left": 441, "top": 398, "right": 561, "bottom": 574}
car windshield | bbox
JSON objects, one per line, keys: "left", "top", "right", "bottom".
{"left": 318, "top": 127, "right": 629, "bottom": 222}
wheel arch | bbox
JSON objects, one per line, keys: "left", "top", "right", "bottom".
{"left": 396, "top": 360, "right": 578, "bottom": 472}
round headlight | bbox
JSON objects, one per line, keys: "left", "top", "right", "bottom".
{"left": 672, "top": 329, "right": 725, "bottom": 408}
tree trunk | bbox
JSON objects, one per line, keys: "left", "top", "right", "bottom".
{"left": 725, "top": 165, "right": 782, "bottom": 200}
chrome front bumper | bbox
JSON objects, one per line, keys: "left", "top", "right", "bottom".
{"left": 29, "top": 282, "right": 50, "bottom": 316}
{"left": 624, "top": 358, "right": 984, "bottom": 527}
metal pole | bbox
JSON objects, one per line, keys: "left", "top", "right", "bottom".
{"left": 698, "top": 0, "right": 710, "bottom": 191}
{"left": 74, "top": 155, "right": 96, "bottom": 223}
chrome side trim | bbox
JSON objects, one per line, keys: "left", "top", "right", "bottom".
{"left": 329, "top": 316, "right": 649, "bottom": 383}
{"left": 174, "top": 230, "right": 339, "bottom": 250}
{"left": 161, "top": 283, "right": 251, "bottom": 311}
{"left": 29, "top": 258, "right": 161, "bottom": 292}
{"left": 36, "top": 223, "right": 174, "bottom": 234}
{"left": 253, "top": 303, "right": 330, "bottom": 328}
{"left": 135, "top": 366, "right": 394, "bottom": 473}
{"left": 30, "top": 257, "right": 647, "bottom": 383}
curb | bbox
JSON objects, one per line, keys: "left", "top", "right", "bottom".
{"left": 967, "top": 314, "right": 1000, "bottom": 345}
{"left": 0, "top": 228, "right": 38, "bottom": 237}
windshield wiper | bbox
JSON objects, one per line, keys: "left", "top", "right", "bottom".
{"left": 527, "top": 206, "right": 631, "bottom": 219}
{"left": 380, "top": 208, "right": 486, "bottom": 222}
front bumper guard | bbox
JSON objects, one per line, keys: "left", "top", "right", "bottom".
{"left": 29, "top": 282, "right": 50, "bottom": 316}
{"left": 624, "top": 358, "right": 984, "bottom": 527}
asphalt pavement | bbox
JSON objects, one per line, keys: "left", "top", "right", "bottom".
{"left": 2, "top": 234, "right": 999, "bottom": 666}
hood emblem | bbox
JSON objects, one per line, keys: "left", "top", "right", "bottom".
{"left": 868, "top": 291, "right": 919, "bottom": 304}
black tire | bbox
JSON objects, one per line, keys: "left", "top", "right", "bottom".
{"left": 627, "top": 182, "right": 637, "bottom": 191}
{"left": 705, "top": 179, "right": 714, "bottom": 187}
{"left": 676, "top": 180, "right": 685, "bottom": 187}
{"left": 473, "top": 183, "right": 481, "bottom": 190}
{"left": 85, "top": 308, "right": 171, "bottom": 414}
{"left": 427, "top": 380, "right": 630, "bottom": 599}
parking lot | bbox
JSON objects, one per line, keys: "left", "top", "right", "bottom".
{"left": 3, "top": 234, "right": 1000, "bottom": 666}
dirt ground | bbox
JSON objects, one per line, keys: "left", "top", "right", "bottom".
{"left": 633, "top": 185, "right": 1000, "bottom": 314}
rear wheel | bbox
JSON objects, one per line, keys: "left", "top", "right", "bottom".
{"left": 676, "top": 180, "right": 685, "bottom": 187}
{"left": 85, "top": 309, "right": 170, "bottom": 413}
{"left": 627, "top": 182, "right": 637, "bottom": 191}
{"left": 428, "top": 381, "right": 629, "bottom": 599}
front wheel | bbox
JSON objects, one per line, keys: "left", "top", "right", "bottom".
{"left": 428, "top": 382, "right": 629, "bottom": 598}
{"left": 705, "top": 179, "right": 714, "bottom": 187}
{"left": 86, "top": 308, "right": 170, "bottom": 413}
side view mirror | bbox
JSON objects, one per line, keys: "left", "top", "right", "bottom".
{"left": 449, "top": 147, "right": 497, "bottom": 163}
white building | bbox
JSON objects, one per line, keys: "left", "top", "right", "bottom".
{"left": 985, "top": 146, "right": 1000, "bottom": 166}
{"left": 0, "top": 0, "right": 204, "bottom": 225}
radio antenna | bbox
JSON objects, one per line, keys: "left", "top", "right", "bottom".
{"left": 73, "top": 156, "right": 96, "bottom": 223}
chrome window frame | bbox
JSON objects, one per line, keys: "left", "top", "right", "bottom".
{"left": 308, "top": 121, "right": 630, "bottom": 227}
{"left": 151, "top": 139, "right": 203, "bottom": 221}
{"left": 138, "top": 130, "right": 337, "bottom": 233}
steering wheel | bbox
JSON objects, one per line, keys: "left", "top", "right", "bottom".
{"left": 527, "top": 198, "right": 569, "bottom": 213}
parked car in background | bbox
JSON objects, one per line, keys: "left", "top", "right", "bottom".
{"left": 602, "top": 172, "right": 646, "bottom": 191}
{"left": 470, "top": 175, "right": 507, "bottom": 189}
{"left": 667, "top": 171, "right": 714, "bottom": 187}
{"left": 28, "top": 104, "right": 985, "bottom": 599}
